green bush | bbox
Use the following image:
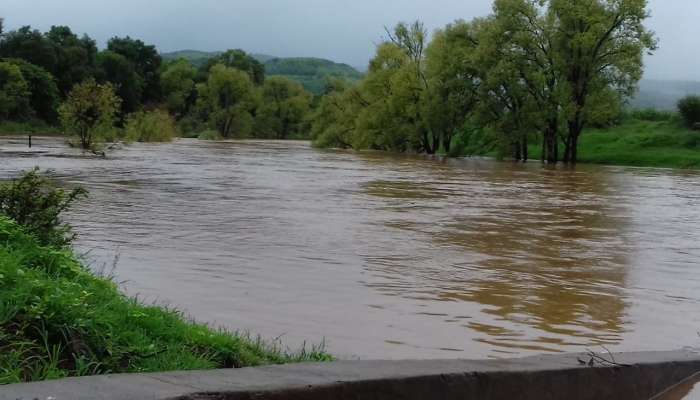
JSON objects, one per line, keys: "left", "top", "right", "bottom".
{"left": 0, "top": 168, "right": 86, "bottom": 247}
{"left": 125, "top": 110, "right": 178, "bottom": 143}
{"left": 677, "top": 95, "right": 700, "bottom": 128}
{"left": 0, "top": 217, "right": 331, "bottom": 384}
{"left": 197, "top": 130, "right": 220, "bottom": 140}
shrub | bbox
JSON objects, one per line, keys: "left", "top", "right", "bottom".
{"left": 59, "top": 79, "right": 121, "bottom": 150}
{"left": 0, "top": 168, "right": 87, "bottom": 247}
{"left": 677, "top": 95, "right": 700, "bottom": 128}
{"left": 197, "top": 130, "right": 220, "bottom": 140}
{"left": 125, "top": 110, "right": 178, "bottom": 143}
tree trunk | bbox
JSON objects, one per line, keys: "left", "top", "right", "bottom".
{"left": 522, "top": 134, "right": 528, "bottom": 162}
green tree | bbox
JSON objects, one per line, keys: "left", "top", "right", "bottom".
{"left": 59, "top": 79, "right": 121, "bottom": 150}
{"left": 424, "top": 20, "right": 480, "bottom": 154}
{"left": 124, "top": 110, "right": 178, "bottom": 142}
{"left": 5, "top": 58, "right": 60, "bottom": 122}
{"left": 45, "top": 26, "right": 99, "bottom": 95}
{"left": 96, "top": 50, "right": 144, "bottom": 114}
{"left": 197, "top": 64, "right": 258, "bottom": 138}
{"left": 107, "top": 36, "right": 162, "bottom": 103}
{"left": 256, "top": 76, "right": 312, "bottom": 139}
{"left": 551, "top": 0, "right": 656, "bottom": 163}
{"left": 201, "top": 49, "right": 265, "bottom": 85}
{"left": 161, "top": 59, "right": 197, "bottom": 118}
{"left": 0, "top": 60, "right": 30, "bottom": 120}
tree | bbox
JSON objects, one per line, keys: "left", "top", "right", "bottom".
{"left": 107, "top": 36, "right": 162, "bottom": 103}
{"left": 96, "top": 50, "right": 144, "bottom": 114}
{"left": 256, "top": 76, "right": 312, "bottom": 139}
{"left": 0, "top": 26, "right": 57, "bottom": 75}
{"left": 0, "top": 60, "right": 30, "bottom": 120}
{"left": 201, "top": 49, "right": 265, "bottom": 85}
{"left": 424, "top": 20, "right": 480, "bottom": 155}
{"left": 5, "top": 58, "right": 60, "bottom": 122}
{"left": 161, "top": 59, "right": 197, "bottom": 118}
{"left": 197, "top": 64, "right": 258, "bottom": 138}
{"left": 45, "top": 26, "right": 98, "bottom": 96}
{"left": 59, "top": 79, "right": 121, "bottom": 150}
{"left": 551, "top": 0, "right": 656, "bottom": 163}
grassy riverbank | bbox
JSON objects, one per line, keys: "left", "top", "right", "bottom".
{"left": 0, "top": 121, "right": 62, "bottom": 137}
{"left": 525, "top": 117, "right": 700, "bottom": 168}
{"left": 0, "top": 217, "right": 330, "bottom": 384}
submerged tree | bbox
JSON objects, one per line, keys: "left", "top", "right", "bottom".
{"left": 197, "top": 64, "right": 258, "bottom": 138}
{"left": 59, "top": 79, "right": 121, "bottom": 150}
{"left": 256, "top": 76, "right": 312, "bottom": 139}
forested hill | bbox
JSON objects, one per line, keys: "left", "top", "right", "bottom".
{"left": 162, "top": 51, "right": 363, "bottom": 94}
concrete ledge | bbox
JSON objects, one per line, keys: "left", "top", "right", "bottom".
{"left": 2, "top": 351, "right": 700, "bottom": 400}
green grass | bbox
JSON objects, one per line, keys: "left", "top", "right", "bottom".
{"left": 0, "top": 217, "right": 331, "bottom": 384}
{"left": 525, "top": 117, "right": 700, "bottom": 168}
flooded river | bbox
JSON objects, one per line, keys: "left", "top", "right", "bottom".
{"left": 1, "top": 136, "right": 700, "bottom": 360}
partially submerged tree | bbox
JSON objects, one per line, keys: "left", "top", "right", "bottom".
{"left": 59, "top": 79, "right": 121, "bottom": 150}
{"left": 256, "top": 76, "right": 312, "bottom": 139}
{"left": 197, "top": 64, "right": 258, "bottom": 138}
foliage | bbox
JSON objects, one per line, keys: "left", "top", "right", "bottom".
{"left": 0, "top": 60, "right": 30, "bottom": 120}
{"left": 197, "top": 130, "right": 220, "bottom": 140}
{"left": 124, "top": 110, "right": 178, "bottom": 143}
{"left": 107, "top": 36, "right": 162, "bottom": 104}
{"left": 161, "top": 59, "right": 197, "bottom": 118}
{"left": 59, "top": 79, "right": 122, "bottom": 150}
{"left": 3, "top": 58, "right": 60, "bottom": 122}
{"left": 0, "top": 25, "right": 98, "bottom": 96}
{"left": 0, "top": 216, "right": 331, "bottom": 384}
{"left": 255, "top": 77, "right": 312, "bottom": 139}
{"left": 96, "top": 51, "right": 144, "bottom": 115}
{"left": 677, "top": 95, "right": 700, "bottom": 128}
{"left": 0, "top": 168, "right": 86, "bottom": 247}
{"left": 200, "top": 49, "right": 265, "bottom": 85}
{"left": 197, "top": 64, "right": 258, "bottom": 138}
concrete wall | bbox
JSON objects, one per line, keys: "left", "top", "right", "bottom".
{"left": 1, "top": 351, "right": 699, "bottom": 400}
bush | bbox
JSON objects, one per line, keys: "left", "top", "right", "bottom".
{"left": 125, "top": 110, "right": 178, "bottom": 143}
{"left": 0, "top": 168, "right": 86, "bottom": 247}
{"left": 197, "top": 130, "right": 220, "bottom": 140}
{"left": 677, "top": 95, "right": 700, "bottom": 128}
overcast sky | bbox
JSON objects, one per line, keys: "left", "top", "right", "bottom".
{"left": 2, "top": 0, "right": 699, "bottom": 80}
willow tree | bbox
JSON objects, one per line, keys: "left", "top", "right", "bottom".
{"left": 424, "top": 20, "right": 480, "bottom": 155}
{"left": 550, "top": 0, "right": 656, "bottom": 163}
{"left": 256, "top": 76, "right": 312, "bottom": 139}
{"left": 197, "top": 64, "right": 258, "bottom": 138}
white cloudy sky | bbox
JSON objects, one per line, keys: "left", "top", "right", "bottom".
{"left": 2, "top": 0, "right": 698, "bottom": 80}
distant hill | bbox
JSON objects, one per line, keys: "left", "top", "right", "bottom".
{"left": 629, "top": 79, "right": 700, "bottom": 110}
{"left": 162, "top": 50, "right": 364, "bottom": 94}
{"left": 263, "top": 57, "right": 363, "bottom": 94}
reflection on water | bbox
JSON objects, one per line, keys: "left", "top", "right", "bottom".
{"left": 1, "top": 137, "right": 699, "bottom": 360}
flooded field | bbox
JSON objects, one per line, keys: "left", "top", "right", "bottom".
{"left": 1, "top": 136, "right": 699, "bottom": 359}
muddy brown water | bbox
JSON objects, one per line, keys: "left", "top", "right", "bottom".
{"left": 1, "top": 136, "right": 700, "bottom": 360}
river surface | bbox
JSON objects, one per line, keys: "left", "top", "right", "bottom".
{"left": 1, "top": 136, "right": 700, "bottom": 360}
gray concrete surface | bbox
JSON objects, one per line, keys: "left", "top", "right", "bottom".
{"left": 2, "top": 351, "right": 700, "bottom": 400}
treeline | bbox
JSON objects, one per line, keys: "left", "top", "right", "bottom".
{"left": 311, "top": 0, "right": 657, "bottom": 164}
{"left": 0, "top": 19, "right": 315, "bottom": 148}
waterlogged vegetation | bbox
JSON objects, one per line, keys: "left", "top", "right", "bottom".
{"left": 0, "top": 170, "right": 331, "bottom": 384}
